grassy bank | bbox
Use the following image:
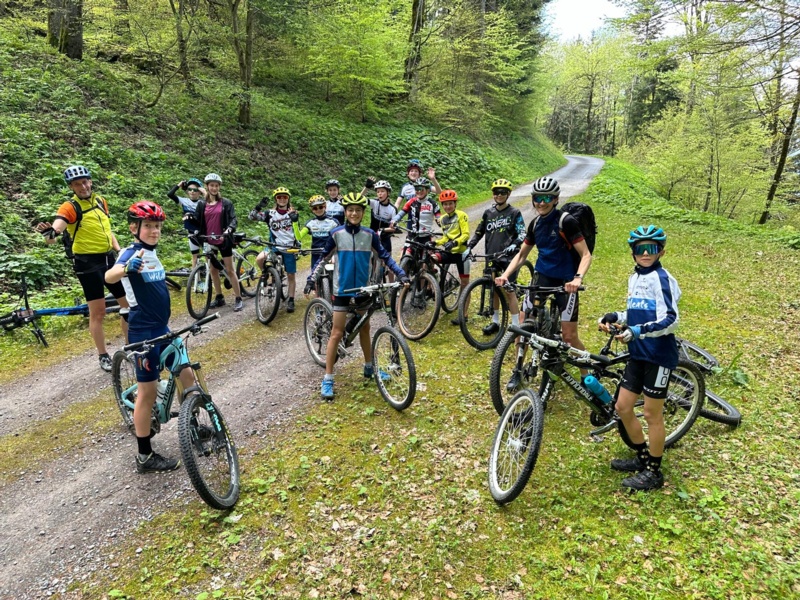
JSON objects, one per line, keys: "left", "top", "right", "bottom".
{"left": 69, "top": 159, "right": 800, "bottom": 599}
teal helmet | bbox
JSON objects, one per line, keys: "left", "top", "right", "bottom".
{"left": 628, "top": 225, "right": 667, "bottom": 248}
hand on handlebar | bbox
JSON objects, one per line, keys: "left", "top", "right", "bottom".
{"left": 494, "top": 274, "right": 509, "bottom": 287}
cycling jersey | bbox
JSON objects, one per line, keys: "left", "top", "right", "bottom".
{"left": 166, "top": 186, "right": 200, "bottom": 233}
{"left": 315, "top": 223, "right": 405, "bottom": 297}
{"left": 300, "top": 215, "right": 339, "bottom": 251}
{"left": 524, "top": 208, "right": 584, "bottom": 280}
{"left": 614, "top": 261, "right": 681, "bottom": 369}
{"left": 117, "top": 242, "right": 170, "bottom": 330}
{"left": 392, "top": 196, "right": 440, "bottom": 237}
{"left": 55, "top": 193, "right": 114, "bottom": 255}
{"left": 468, "top": 204, "right": 525, "bottom": 256}
{"left": 326, "top": 197, "right": 345, "bottom": 226}
{"left": 369, "top": 198, "right": 398, "bottom": 231}
{"left": 251, "top": 207, "right": 298, "bottom": 248}
{"left": 436, "top": 209, "right": 470, "bottom": 254}
{"left": 398, "top": 182, "right": 433, "bottom": 203}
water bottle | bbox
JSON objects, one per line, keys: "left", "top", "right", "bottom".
{"left": 583, "top": 375, "right": 612, "bottom": 405}
{"left": 156, "top": 379, "right": 169, "bottom": 404}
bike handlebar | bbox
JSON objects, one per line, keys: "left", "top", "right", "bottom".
{"left": 507, "top": 324, "right": 611, "bottom": 365}
{"left": 340, "top": 282, "right": 403, "bottom": 295}
{"left": 122, "top": 312, "right": 220, "bottom": 352}
{"left": 502, "top": 283, "right": 586, "bottom": 294}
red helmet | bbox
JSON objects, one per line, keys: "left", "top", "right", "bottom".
{"left": 128, "top": 201, "right": 166, "bottom": 223}
{"left": 439, "top": 189, "right": 458, "bottom": 202}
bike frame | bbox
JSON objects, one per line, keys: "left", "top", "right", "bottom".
{"left": 340, "top": 283, "right": 401, "bottom": 347}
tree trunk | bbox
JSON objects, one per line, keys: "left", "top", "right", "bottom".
{"left": 59, "top": 0, "right": 82, "bottom": 59}
{"left": 233, "top": 0, "right": 254, "bottom": 127}
{"left": 47, "top": 0, "right": 64, "bottom": 48}
{"left": 114, "top": 0, "right": 130, "bottom": 39}
{"left": 585, "top": 76, "right": 595, "bottom": 152}
{"left": 759, "top": 70, "right": 800, "bottom": 224}
{"left": 403, "top": 0, "right": 425, "bottom": 87}
{"left": 169, "top": 0, "right": 195, "bottom": 94}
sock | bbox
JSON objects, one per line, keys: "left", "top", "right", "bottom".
{"left": 136, "top": 435, "right": 153, "bottom": 457}
{"left": 647, "top": 453, "right": 662, "bottom": 473}
{"left": 289, "top": 296, "right": 294, "bottom": 301}
{"left": 632, "top": 441, "right": 648, "bottom": 465}
{"left": 323, "top": 374, "right": 334, "bottom": 382}
{"left": 511, "top": 313, "right": 520, "bottom": 326}
{"left": 492, "top": 311, "right": 500, "bottom": 324}
{"left": 364, "top": 363, "right": 371, "bottom": 370}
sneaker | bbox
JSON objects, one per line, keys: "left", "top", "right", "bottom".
{"left": 363, "top": 363, "right": 375, "bottom": 379}
{"left": 210, "top": 294, "right": 226, "bottom": 308}
{"left": 136, "top": 452, "right": 180, "bottom": 474}
{"left": 621, "top": 469, "right": 664, "bottom": 491}
{"left": 99, "top": 353, "right": 113, "bottom": 372}
{"left": 506, "top": 369, "right": 521, "bottom": 392}
{"left": 233, "top": 297, "right": 244, "bottom": 312}
{"left": 321, "top": 378, "right": 335, "bottom": 400}
{"left": 287, "top": 298, "right": 295, "bottom": 313}
{"left": 610, "top": 456, "right": 646, "bottom": 472}
{"left": 482, "top": 322, "right": 500, "bottom": 335}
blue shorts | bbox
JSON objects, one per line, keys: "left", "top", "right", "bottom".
{"left": 129, "top": 326, "right": 170, "bottom": 383}
{"left": 279, "top": 251, "right": 297, "bottom": 274}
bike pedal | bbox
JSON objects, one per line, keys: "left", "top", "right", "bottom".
{"left": 170, "top": 411, "right": 179, "bottom": 418}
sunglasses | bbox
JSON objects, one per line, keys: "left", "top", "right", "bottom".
{"left": 633, "top": 243, "right": 662, "bottom": 256}
{"left": 493, "top": 190, "right": 510, "bottom": 196}
{"left": 311, "top": 205, "right": 326, "bottom": 210}
{"left": 186, "top": 188, "right": 200, "bottom": 192}
{"left": 532, "top": 194, "right": 556, "bottom": 204}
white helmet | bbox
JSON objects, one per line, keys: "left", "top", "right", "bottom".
{"left": 204, "top": 173, "right": 222, "bottom": 184}
{"left": 375, "top": 180, "right": 392, "bottom": 191}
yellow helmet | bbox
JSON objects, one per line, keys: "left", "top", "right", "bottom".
{"left": 272, "top": 187, "right": 291, "bottom": 199}
{"left": 491, "top": 179, "right": 512, "bottom": 193}
{"left": 308, "top": 195, "right": 326, "bottom": 207}
{"left": 341, "top": 192, "right": 368, "bottom": 208}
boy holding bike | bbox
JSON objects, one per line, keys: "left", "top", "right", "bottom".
{"left": 311, "top": 193, "right": 409, "bottom": 400}
{"left": 598, "top": 225, "right": 681, "bottom": 492}
{"left": 432, "top": 189, "right": 471, "bottom": 325}
{"left": 106, "top": 202, "right": 194, "bottom": 474}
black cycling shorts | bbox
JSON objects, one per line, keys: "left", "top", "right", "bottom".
{"left": 208, "top": 236, "right": 234, "bottom": 258}
{"left": 332, "top": 295, "right": 371, "bottom": 313}
{"left": 436, "top": 251, "right": 471, "bottom": 277}
{"left": 73, "top": 253, "right": 126, "bottom": 303}
{"left": 620, "top": 358, "right": 672, "bottom": 400}
{"left": 522, "top": 272, "right": 579, "bottom": 323}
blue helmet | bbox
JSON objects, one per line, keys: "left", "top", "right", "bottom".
{"left": 628, "top": 225, "right": 667, "bottom": 248}
{"left": 64, "top": 165, "right": 91, "bottom": 183}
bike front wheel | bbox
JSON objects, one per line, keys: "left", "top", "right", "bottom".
{"left": 699, "top": 389, "right": 742, "bottom": 427}
{"left": 236, "top": 249, "right": 260, "bottom": 298}
{"left": 255, "top": 267, "right": 282, "bottom": 325}
{"left": 440, "top": 263, "right": 462, "bottom": 314}
{"left": 111, "top": 350, "right": 137, "bottom": 433}
{"left": 459, "top": 277, "right": 508, "bottom": 351}
{"left": 396, "top": 271, "right": 442, "bottom": 341}
{"left": 617, "top": 359, "right": 705, "bottom": 449}
{"left": 488, "top": 389, "right": 545, "bottom": 505}
{"left": 319, "top": 274, "right": 332, "bottom": 304}
{"left": 304, "top": 298, "right": 334, "bottom": 367}
{"left": 372, "top": 326, "right": 416, "bottom": 410}
{"left": 186, "top": 263, "right": 212, "bottom": 319}
{"left": 178, "top": 392, "right": 240, "bottom": 510}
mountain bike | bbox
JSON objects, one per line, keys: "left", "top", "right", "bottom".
{"left": 457, "top": 252, "right": 535, "bottom": 351}
{"left": 254, "top": 244, "right": 313, "bottom": 325}
{"left": 186, "top": 233, "right": 261, "bottom": 318}
{"left": 489, "top": 284, "right": 582, "bottom": 415}
{"left": 1, "top": 275, "right": 120, "bottom": 347}
{"left": 487, "top": 325, "right": 704, "bottom": 504}
{"left": 314, "top": 258, "right": 335, "bottom": 303}
{"left": 110, "top": 312, "right": 240, "bottom": 510}
{"left": 303, "top": 281, "right": 416, "bottom": 410}
{"left": 394, "top": 235, "right": 443, "bottom": 341}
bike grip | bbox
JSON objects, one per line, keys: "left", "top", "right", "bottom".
{"left": 588, "top": 353, "right": 611, "bottom": 365}
{"left": 195, "top": 312, "right": 221, "bottom": 327}
{"left": 508, "top": 324, "right": 532, "bottom": 337}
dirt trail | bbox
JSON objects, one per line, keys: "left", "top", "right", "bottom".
{"left": 0, "top": 156, "right": 604, "bottom": 599}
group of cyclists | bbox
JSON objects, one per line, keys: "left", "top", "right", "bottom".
{"left": 33, "top": 159, "right": 681, "bottom": 491}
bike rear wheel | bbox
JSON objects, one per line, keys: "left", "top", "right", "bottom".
{"left": 111, "top": 350, "right": 136, "bottom": 432}
{"left": 186, "top": 263, "right": 212, "bottom": 320}
{"left": 489, "top": 321, "right": 554, "bottom": 416}
{"left": 440, "top": 263, "right": 462, "bottom": 314}
{"left": 304, "top": 298, "right": 334, "bottom": 367}
{"left": 396, "top": 271, "right": 442, "bottom": 340}
{"left": 515, "top": 260, "right": 535, "bottom": 287}
{"left": 677, "top": 338, "right": 719, "bottom": 374}
{"left": 178, "top": 392, "right": 240, "bottom": 510}
{"left": 459, "top": 277, "right": 508, "bottom": 351}
{"left": 617, "top": 359, "right": 705, "bottom": 449}
{"left": 372, "top": 326, "right": 416, "bottom": 410}
{"left": 488, "top": 389, "right": 545, "bottom": 505}
{"left": 236, "top": 249, "right": 260, "bottom": 298}
{"left": 255, "top": 267, "right": 282, "bottom": 325}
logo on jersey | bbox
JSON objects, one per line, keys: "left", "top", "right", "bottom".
{"left": 627, "top": 297, "right": 656, "bottom": 311}
{"left": 486, "top": 216, "right": 512, "bottom": 232}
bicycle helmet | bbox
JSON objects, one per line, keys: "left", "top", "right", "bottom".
{"left": 407, "top": 159, "right": 423, "bottom": 173}
{"left": 628, "top": 225, "right": 667, "bottom": 248}
{"left": 128, "top": 201, "right": 166, "bottom": 223}
{"left": 439, "top": 189, "right": 458, "bottom": 202}
{"left": 64, "top": 165, "right": 91, "bottom": 183}
{"left": 186, "top": 178, "right": 203, "bottom": 188}
{"left": 204, "top": 173, "right": 222, "bottom": 184}
{"left": 325, "top": 179, "right": 340, "bottom": 189}
{"left": 413, "top": 177, "right": 431, "bottom": 190}
{"left": 272, "top": 187, "right": 291, "bottom": 199}
{"left": 341, "top": 192, "right": 368, "bottom": 208}
{"left": 308, "top": 195, "right": 326, "bottom": 207}
{"left": 374, "top": 180, "right": 392, "bottom": 192}
{"left": 531, "top": 176, "right": 560, "bottom": 196}
{"left": 491, "top": 178, "right": 513, "bottom": 193}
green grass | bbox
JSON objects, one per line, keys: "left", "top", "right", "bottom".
{"left": 68, "top": 158, "right": 800, "bottom": 599}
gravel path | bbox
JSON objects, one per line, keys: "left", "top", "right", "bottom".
{"left": 0, "top": 155, "right": 604, "bottom": 599}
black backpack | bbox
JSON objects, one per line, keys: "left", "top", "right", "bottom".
{"left": 62, "top": 197, "right": 109, "bottom": 260}
{"left": 560, "top": 202, "right": 597, "bottom": 254}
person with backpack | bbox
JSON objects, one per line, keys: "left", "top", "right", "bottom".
{"left": 34, "top": 165, "right": 131, "bottom": 372}
{"left": 495, "top": 176, "right": 593, "bottom": 389}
